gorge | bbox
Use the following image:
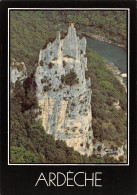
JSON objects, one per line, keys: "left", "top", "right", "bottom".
{"left": 10, "top": 22, "right": 127, "bottom": 163}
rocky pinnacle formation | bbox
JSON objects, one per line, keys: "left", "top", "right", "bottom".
{"left": 35, "top": 23, "right": 93, "bottom": 156}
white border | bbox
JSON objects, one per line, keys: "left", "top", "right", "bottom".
{"left": 8, "top": 8, "right": 130, "bottom": 166}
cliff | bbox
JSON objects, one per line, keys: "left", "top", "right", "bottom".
{"left": 35, "top": 24, "right": 93, "bottom": 156}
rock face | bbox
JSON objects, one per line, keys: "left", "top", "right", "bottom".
{"left": 35, "top": 24, "right": 93, "bottom": 156}
{"left": 10, "top": 59, "right": 27, "bottom": 85}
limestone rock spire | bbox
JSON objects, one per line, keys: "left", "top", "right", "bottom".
{"left": 35, "top": 24, "right": 93, "bottom": 156}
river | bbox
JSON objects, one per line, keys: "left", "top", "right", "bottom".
{"left": 85, "top": 36, "right": 127, "bottom": 85}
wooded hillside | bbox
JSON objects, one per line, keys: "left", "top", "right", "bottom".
{"left": 10, "top": 10, "right": 127, "bottom": 163}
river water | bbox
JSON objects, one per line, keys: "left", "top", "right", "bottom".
{"left": 86, "top": 36, "right": 127, "bottom": 85}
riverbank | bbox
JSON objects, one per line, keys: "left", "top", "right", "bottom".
{"left": 80, "top": 31, "right": 126, "bottom": 50}
{"left": 105, "top": 60, "right": 127, "bottom": 92}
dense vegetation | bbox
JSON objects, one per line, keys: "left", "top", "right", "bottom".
{"left": 86, "top": 47, "right": 127, "bottom": 150}
{"left": 10, "top": 10, "right": 127, "bottom": 163}
{"left": 10, "top": 10, "right": 127, "bottom": 75}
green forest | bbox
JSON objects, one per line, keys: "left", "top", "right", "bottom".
{"left": 10, "top": 10, "right": 127, "bottom": 75}
{"left": 10, "top": 10, "right": 127, "bottom": 163}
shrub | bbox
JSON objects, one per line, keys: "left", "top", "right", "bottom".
{"left": 72, "top": 127, "right": 77, "bottom": 132}
{"left": 85, "top": 70, "right": 91, "bottom": 79}
{"left": 64, "top": 55, "right": 72, "bottom": 58}
{"left": 71, "top": 102, "right": 76, "bottom": 106}
{"left": 10, "top": 83, "right": 15, "bottom": 89}
{"left": 43, "top": 85, "right": 51, "bottom": 92}
{"left": 41, "top": 76, "right": 48, "bottom": 84}
{"left": 61, "top": 31, "right": 67, "bottom": 39}
{"left": 79, "top": 129, "right": 83, "bottom": 134}
{"left": 63, "top": 60, "right": 67, "bottom": 67}
{"left": 48, "top": 62, "right": 54, "bottom": 69}
{"left": 59, "top": 84, "right": 62, "bottom": 89}
{"left": 119, "top": 156, "right": 124, "bottom": 162}
{"left": 81, "top": 50, "right": 83, "bottom": 54}
{"left": 17, "top": 64, "right": 24, "bottom": 72}
{"left": 111, "top": 145, "right": 115, "bottom": 150}
{"left": 43, "top": 36, "right": 56, "bottom": 49}
{"left": 97, "top": 145, "right": 102, "bottom": 152}
{"left": 61, "top": 70, "right": 79, "bottom": 86}
{"left": 93, "top": 139, "right": 96, "bottom": 144}
{"left": 39, "top": 60, "right": 44, "bottom": 66}
{"left": 86, "top": 143, "right": 90, "bottom": 149}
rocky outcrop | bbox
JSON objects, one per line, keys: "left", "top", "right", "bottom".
{"left": 35, "top": 24, "right": 93, "bottom": 156}
{"left": 10, "top": 59, "right": 27, "bottom": 85}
